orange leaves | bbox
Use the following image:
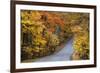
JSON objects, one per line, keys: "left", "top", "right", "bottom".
{"left": 40, "top": 11, "right": 64, "bottom": 28}
{"left": 54, "top": 16, "right": 64, "bottom": 26}
{"left": 30, "top": 11, "right": 41, "bottom": 21}
{"left": 21, "top": 10, "right": 89, "bottom": 61}
{"left": 48, "top": 28, "right": 55, "bottom": 33}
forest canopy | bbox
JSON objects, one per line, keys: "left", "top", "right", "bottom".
{"left": 21, "top": 10, "right": 89, "bottom": 62}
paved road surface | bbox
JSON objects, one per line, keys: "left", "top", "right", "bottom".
{"left": 34, "top": 39, "right": 74, "bottom": 62}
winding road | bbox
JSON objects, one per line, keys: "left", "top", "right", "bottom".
{"left": 34, "top": 39, "right": 74, "bottom": 62}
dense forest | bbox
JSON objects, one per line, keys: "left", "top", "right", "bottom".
{"left": 21, "top": 10, "right": 89, "bottom": 62}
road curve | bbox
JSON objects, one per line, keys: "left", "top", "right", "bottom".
{"left": 34, "top": 39, "right": 74, "bottom": 62}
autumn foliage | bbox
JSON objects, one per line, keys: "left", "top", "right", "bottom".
{"left": 21, "top": 10, "right": 89, "bottom": 61}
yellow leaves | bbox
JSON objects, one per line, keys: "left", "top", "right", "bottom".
{"left": 21, "top": 11, "right": 29, "bottom": 20}
{"left": 40, "top": 39, "right": 47, "bottom": 47}
{"left": 31, "top": 11, "right": 41, "bottom": 21}
{"left": 33, "top": 47, "right": 46, "bottom": 53}
{"left": 49, "top": 34, "right": 60, "bottom": 46}
{"left": 68, "top": 13, "right": 82, "bottom": 22}
{"left": 21, "top": 10, "right": 42, "bottom": 28}
{"left": 21, "top": 20, "right": 32, "bottom": 24}
{"left": 21, "top": 10, "right": 90, "bottom": 60}
{"left": 21, "top": 11, "right": 48, "bottom": 56}
{"left": 37, "top": 27, "right": 44, "bottom": 34}
{"left": 32, "top": 34, "right": 47, "bottom": 47}
{"left": 33, "top": 47, "right": 40, "bottom": 52}
{"left": 71, "top": 25, "right": 82, "bottom": 33}
{"left": 73, "top": 34, "right": 89, "bottom": 50}
{"left": 73, "top": 30, "right": 89, "bottom": 59}
{"left": 23, "top": 47, "right": 33, "bottom": 56}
